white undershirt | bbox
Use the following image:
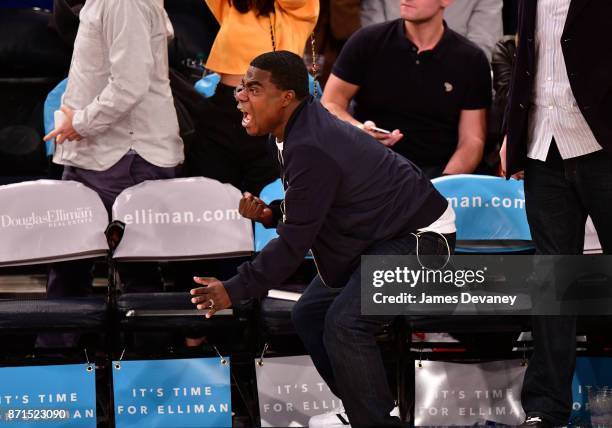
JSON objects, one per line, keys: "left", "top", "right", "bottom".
{"left": 418, "top": 204, "right": 456, "bottom": 235}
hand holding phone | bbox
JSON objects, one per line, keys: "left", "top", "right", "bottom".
{"left": 370, "top": 126, "right": 391, "bottom": 134}
{"left": 360, "top": 121, "right": 390, "bottom": 134}
{"left": 44, "top": 106, "right": 83, "bottom": 144}
{"left": 359, "top": 120, "right": 404, "bottom": 147}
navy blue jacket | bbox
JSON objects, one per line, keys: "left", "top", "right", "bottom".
{"left": 224, "top": 97, "right": 447, "bottom": 301}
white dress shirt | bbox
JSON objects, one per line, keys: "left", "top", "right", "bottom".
{"left": 54, "top": 0, "right": 184, "bottom": 171}
{"left": 527, "top": 0, "right": 602, "bottom": 161}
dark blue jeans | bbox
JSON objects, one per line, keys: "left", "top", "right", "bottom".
{"left": 292, "top": 231, "right": 455, "bottom": 428}
{"left": 522, "top": 143, "right": 612, "bottom": 424}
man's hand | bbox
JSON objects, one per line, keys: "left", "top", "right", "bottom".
{"left": 239, "top": 192, "right": 274, "bottom": 227}
{"left": 190, "top": 277, "right": 232, "bottom": 319}
{"left": 43, "top": 105, "right": 84, "bottom": 144}
{"left": 499, "top": 136, "right": 524, "bottom": 179}
{"left": 361, "top": 121, "right": 403, "bottom": 147}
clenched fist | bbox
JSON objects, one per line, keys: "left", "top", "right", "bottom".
{"left": 238, "top": 192, "right": 274, "bottom": 227}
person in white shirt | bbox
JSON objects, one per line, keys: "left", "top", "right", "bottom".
{"left": 43, "top": 0, "right": 183, "bottom": 306}
{"left": 501, "top": 0, "right": 612, "bottom": 426}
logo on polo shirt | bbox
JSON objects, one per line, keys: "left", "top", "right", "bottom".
{"left": 444, "top": 82, "right": 454, "bottom": 93}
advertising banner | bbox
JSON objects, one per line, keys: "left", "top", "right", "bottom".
{"left": 0, "top": 364, "right": 96, "bottom": 427}
{"left": 112, "top": 358, "right": 231, "bottom": 428}
{"left": 255, "top": 355, "right": 342, "bottom": 427}
{"left": 414, "top": 360, "right": 525, "bottom": 426}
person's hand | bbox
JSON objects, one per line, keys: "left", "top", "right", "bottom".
{"left": 361, "top": 120, "right": 403, "bottom": 147}
{"left": 43, "top": 105, "right": 83, "bottom": 144}
{"left": 499, "top": 136, "right": 524, "bottom": 179}
{"left": 239, "top": 192, "right": 274, "bottom": 227}
{"left": 499, "top": 135, "right": 508, "bottom": 177}
{"left": 190, "top": 277, "right": 232, "bottom": 319}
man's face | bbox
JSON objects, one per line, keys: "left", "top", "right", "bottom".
{"left": 399, "top": 0, "right": 449, "bottom": 23}
{"left": 235, "top": 67, "right": 289, "bottom": 137}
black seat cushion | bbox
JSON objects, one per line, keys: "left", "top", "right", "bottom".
{"left": 259, "top": 284, "right": 308, "bottom": 337}
{"left": 0, "top": 297, "right": 107, "bottom": 331}
{"left": 116, "top": 292, "right": 249, "bottom": 330}
{"left": 408, "top": 315, "right": 530, "bottom": 334}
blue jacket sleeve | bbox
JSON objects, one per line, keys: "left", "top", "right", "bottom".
{"left": 223, "top": 145, "right": 340, "bottom": 302}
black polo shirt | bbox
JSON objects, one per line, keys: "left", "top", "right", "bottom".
{"left": 332, "top": 19, "right": 492, "bottom": 169}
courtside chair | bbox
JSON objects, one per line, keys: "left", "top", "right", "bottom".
{"left": 107, "top": 177, "right": 258, "bottom": 425}
{"left": 108, "top": 177, "right": 254, "bottom": 339}
{"left": 431, "top": 174, "right": 534, "bottom": 253}
{"left": 0, "top": 180, "right": 109, "bottom": 354}
{"left": 398, "top": 174, "right": 535, "bottom": 422}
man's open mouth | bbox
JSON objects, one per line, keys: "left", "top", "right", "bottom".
{"left": 241, "top": 111, "right": 252, "bottom": 128}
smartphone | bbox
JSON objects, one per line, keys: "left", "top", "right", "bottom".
{"left": 371, "top": 126, "right": 391, "bottom": 134}
{"left": 54, "top": 110, "right": 66, "bottom": 130}
{"left": 49, "top": 110, "right": 67, "bottom": 145}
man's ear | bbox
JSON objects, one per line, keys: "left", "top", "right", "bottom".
{"left": 281, "top": 90, "right": 296, "bottom": 107}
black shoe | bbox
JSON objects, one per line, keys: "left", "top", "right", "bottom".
{"left": 519, "top": 415, "right": 554, "bottom": 428}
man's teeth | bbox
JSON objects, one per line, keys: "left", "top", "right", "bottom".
{"left": 242, "top": 113, "right": 252, "bottom": 126}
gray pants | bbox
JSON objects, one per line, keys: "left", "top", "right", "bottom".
{"left": 38, "top": 153, "right": 176, "bottom": 348}
{"left": 47, "top": 152, "right": 177, "bottom": 298}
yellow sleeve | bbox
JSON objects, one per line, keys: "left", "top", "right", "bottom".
{"left": 205, "top": 0, "right": 226, "bottom": 23}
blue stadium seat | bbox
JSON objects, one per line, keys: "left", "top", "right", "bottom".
{"left": 43, "top": 78, "right": 67, "bottom": 156}
{"left": 255, "top": 178, "right": 284, "bottom": 251}
{"left": 431, "top": 174, "right": 534, "bottom": 253}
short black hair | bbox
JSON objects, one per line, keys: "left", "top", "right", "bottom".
{"left": 250, "top": 51, "right": 309, "bottom": 100}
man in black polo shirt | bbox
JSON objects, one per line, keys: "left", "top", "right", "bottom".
{"left": 322, "top": 0, "right": 492, "bottom": 178}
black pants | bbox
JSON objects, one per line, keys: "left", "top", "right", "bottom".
{"left": 292, "top": 232, "right": 455, "bottom": 428}
{"left": 522, "top": 142, "right": 612, "bottom": 424}
{"left": 183, "top": 83, "right": 279, "bottom": 196}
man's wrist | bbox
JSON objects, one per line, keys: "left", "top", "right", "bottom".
{"left": 223, "top": 274, "right": 249, "bottom": 303}
{"left": 71, "top": 109, "right": 88, "bottom": 137}
{"left": 259, "top": 214, "right": 275, "bottom": 228}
